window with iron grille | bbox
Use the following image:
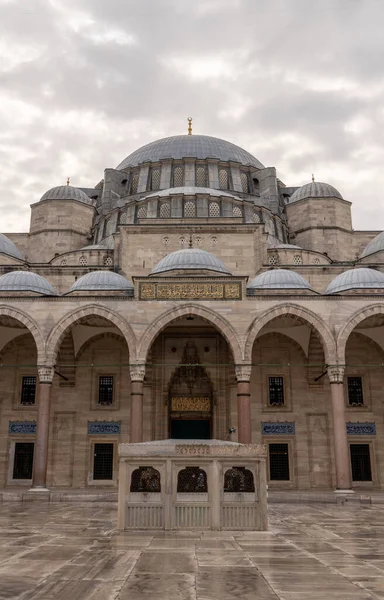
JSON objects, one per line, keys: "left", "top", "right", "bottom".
{"left": 20, "top": 376, "right": 36, "bottom": 405}
{"left": 159, "top": 202, "right": 171, "bottom": 218}
{"left": 196, "top": 165, "right": 207, "bottom": 187}
{"left": 177, "top": 467, "right": 207, "bottom": 492}
{"left": 137, "top": 205, "right": 147, "bottom": 219}
{"left": 269, "top": 443, "right": 290, "bottom": 480}
{"left": 130, "top": 467, "right": 161, "bottom": 492}
{"left": 93, "top": 443, "right": 114, "bottom": 480}
{"left": 184, "top": 201, "right": 196, "bottom": 218}
{"left": 350, "top": 444, "right": 372, "bottom": 481}
{"left": 219, "top": 168, "right": 229, "bottom": 190}
{"left": 13, "top": 442, "right": 34, "bottom": 479}
{"left": 224, "top": 467, "right": 255, "bottom": 492}
{"left": 150, "top": 168, "right": 161, "bottom": 191}
{"left": 209, "top": 201, "right": 220, "bottom": 217}
{"left": 348, "top": 377, "right": 364, "bottom": 406}
{"left": 269, "top": 254, "right": 279, "bottom": 265}
{"left": 293, "top": 255, "right": 302, "bottom": 265}
{"left": 240, "top": 172, "right": 249, "bottom": 193}
{"left": 232, "top": 205, "right": 243, "bottom": 218}
{"left": 130, "top": 172, "right": 139, "bottom": 194}
{"left": 98, "top": 376, "right": 114, "bottom": 405}
{"left": 119, "top": 211, "right": 128, "bottom": 225}
{"left": 268, "top": 376, "right": 284, "bottom": 405}
{"left": 172, "top": 166, "right": 184, "bottom": 187}
{"left": 253, "top": 212, "right": 260, "bottom": 223}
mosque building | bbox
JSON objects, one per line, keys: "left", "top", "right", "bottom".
{"left": 0, "top": 121, "right": 383, "bottom": 494}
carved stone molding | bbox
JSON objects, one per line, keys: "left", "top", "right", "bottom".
{"left": 130, "top": 364, "right": 146, "bottom": 382}
{"left": 38, "top": 366, "right": 55, "bottom": 384}
{"left": 235, "top": 364, "right": 252, "bottom": 382}
{"left": 327, "top": 365, "right": 345, "bottom": 384}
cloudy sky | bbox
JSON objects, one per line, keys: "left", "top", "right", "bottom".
{"left": 1, "top": 0, "right": 383, "bottom": 232}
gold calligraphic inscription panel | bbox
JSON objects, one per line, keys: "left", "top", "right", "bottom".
{"left": 171, "top": 397, "right": 211, "bottom": 412}
{"left": 139, "top": 282, "right": 241, "bottom": 300}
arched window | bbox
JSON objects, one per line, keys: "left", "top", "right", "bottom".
{"left": 130, "top": 172, "right": 139, "bottom": 194}
{"left": 253, "top": 177, "right": 260, "bottom": 194}
{"left": 219, "top": 168, "right": 229, "bottom": 190}
{"left": 105, "top": 219, "right": 114, "bottom": 237}
{"left": 119, "top": 211, "right": 128, "bottom": 225}
{"left": 252, "top": 212, "right": 260, "bottom": 223}
{"left": 177, "top": 467, "right": 207, "bottom": 493}
{"left": 184, "top": 201, "right": 196, "bottom": 218}
{"left": 209, "top": 201, "right": 220, "bottom": 217}
{"left": 150, "top": 168, "right": 161, "bottom": 191}
{"left": 240, "top": 172, "right": 249, "bottom": 193}
{"left": 104, "top": 256, "right": 113, "bottom": 266}
{"left": 232, "top": 205, "right": 243, "bottom": 218}
{"left": 79, "top": 255, "right": 88, "bottom": 266}
{"left": 196, "top": 165, "right": 207, "bottom": 187}
{"left": 172, "top": 166, "right": 184, "bottom": 187}
{"left": 137, "top": 205, "right": 147, "bottom": 219}
{"left": 159, "top": 202, "right": 171, "bottom": 218}
{"left": 293, "top": 255, "right": 302, "bottom": 265}
{"left": 130, "top": 467, "right": 161, "bottom": 492}
{"left": 224, "top": 467, "right": 255, "bottom": 492}
{"left": 269, "top": 253, "right": 279, "bottom": 265}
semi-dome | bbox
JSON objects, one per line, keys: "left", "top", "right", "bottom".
{"left": 0, "top": 271, "right": 57, "bottom": 295}
{"left": 247, "top": 269, "right": 312, "bottom": 292}
{"left": 144, "top": 187, "right": 242, "bottom": 200}
{"left": 151, "top": 248, "right": 231, "bottom": 275}
{"left": 69, "top": 271, "right": 134, "bottom": 293}
{"left": 361, "top": 232, "right": 384, "bottom": 258}
{"left": 289, "top": 181, "right": 343, "bottom": 203}
{"left": 40, "top": 185, "right": 94, "bottom": 206}
{"left": 0, "top": 233, "right": 23, "bottom": 260}
{"left": 116, "top": 135, "right": 264, "bottom": 170}
{"left": 325, "top": 268, "right": 384, "bottom": 294}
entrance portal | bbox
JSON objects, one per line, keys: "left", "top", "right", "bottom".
{"left": 170, "top": 419, "right": 211, "bottom": 440}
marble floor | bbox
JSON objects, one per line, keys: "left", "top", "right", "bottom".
{"left": 0, "top": 503, "right": 383, "bottom": 599}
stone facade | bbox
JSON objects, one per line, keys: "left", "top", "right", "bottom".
{"left": 1, "top": 132, "right": 384, "bottom": 493}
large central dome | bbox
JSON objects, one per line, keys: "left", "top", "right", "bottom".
{"left": 116, "top": 135, "right": 264, "bottom": 170}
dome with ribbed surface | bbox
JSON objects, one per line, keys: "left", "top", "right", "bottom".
{"left": 0, "top": 233, "right": 23, "bottom": 260}
{"left": 325, "top": 268, "right": 384, "bottom": 294}
{"left": 247, "top": 269, "right": 312, "bottom": 292}
{"left": 289, "top": 181, "right": 343, "bottom": 203}
{"left": 69, "top": 271, "right": 133, "bottom": 293}
{"left": 151, "top": 248, "right": 231, "bottom": 275}
{"left": 116, "top": 135, "right": 264, "bottom": 170}
{"left": 361, "top": 232, "right": 384, "bottom": 258}
{"left": 40, "top": 185, "right": 94, "bottom": 205}
{"left": 0, "top": 271, "right": 57, "bottom": 295}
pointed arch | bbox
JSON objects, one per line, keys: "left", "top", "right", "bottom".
{"left": 244, "top": 303, "right": 336, "bottom": 364}
{"left": 337, "top": 303, "right": 384, "bottom": 363}
{"left": 45, "top": 304, "right": 137, "bottom": 364}
{"left": 0, "top": 305, "right": 45, "bottom": 364}
{"left": 137, "top": 303, "right": 243, "bottom": 363}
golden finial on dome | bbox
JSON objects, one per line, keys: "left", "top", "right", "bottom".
{"left": 66, "top": 177, "right": 70, "bottom": 186}
{"left": 187, "top": 117, "right": 192, "bottom": 135}
{"left": 312, "top": 174, "right": 315, "bottom": 182}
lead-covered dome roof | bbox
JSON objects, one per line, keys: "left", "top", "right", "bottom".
{"left": 151, "top": 248, "right": 231, "bottom": 275}
{"left": 40, "top": 185, "right": 94, "bottom": 206}
{"left": 325, "top": 268, "right": 384, "bottom": 294}
{"left": 116, "top": 135, "right": 264, "bottom": 170}
{"left": 247, "top": 269, "right": 312, "bottom": 292}
{"left": 289, "top": 181, "right": 343, "bottom": 203}
{"left": 361, "top": 231, "right": 384, "bottom": 258}
{"left": 69, "top": 271, "right": 133, "bottom": 293}
{"left": 0, "top": 271, "right": 57, "bottom": 295}
{"left": 0, "top": 233, "right": 23, "bottom": 260}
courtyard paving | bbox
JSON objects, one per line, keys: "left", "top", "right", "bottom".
{"left": 0, "top": 502, "right": 383, "bottom": 599}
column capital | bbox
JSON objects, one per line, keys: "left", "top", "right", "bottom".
{"left": 235, "top": 364, "right": 252, "bottom": 382}
{"left": 38, "top": 366, "right": 54, "bottom": 384}
{"left": 130, "top": 363, "right": 146, "bottom": 382}
{"left": 327, "top": 365, "right": 345, "bottom": 384}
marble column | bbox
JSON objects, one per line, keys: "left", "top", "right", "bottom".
{"left": 327, "top": 365, "right": 352, "bottom": 490}
{"left": 235, "top": 365, "right": 252, "bottom": 444}
{"left": 130, "top": 364, "right": 145, "bottom": 443}
{"left": 31, "top": 366, "right": 54, "bottom": 490}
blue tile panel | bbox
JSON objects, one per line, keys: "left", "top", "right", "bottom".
{"left": 88, "top": 421, "right": 121, "bottom": 435}
{"left": 9, "top": 421, "right": 36, "bottom": 434}
{"left": 346, "top": 422, "right": 376, "bottom": 435}
{"left": 262, "top": 422, "right": 295, "bottom": 435}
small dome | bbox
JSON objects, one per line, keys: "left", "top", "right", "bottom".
{"left": 247, "top": 269, "right": 312, "bottom": 292}
{"left": 0, "top": 233, "right": 23, "bottom": 260}
{"left": 289, "top": 181, "right": 343, "bottom": 203}
{"left": 151, "top": 248, "right": 231, "bottom": 275}
{"left": 69, "top": 271, "right": 133, "bottom": 293}
{"left": 116, "top": 134, "right": 264, "bottom": 170}
{"left": 143, "top": 187, "right": 241, "bottom": 201}
{"left": 361, "top": 232, "right": 384, "bottom": 258}
{"left": 0, "top": 271, "right": 57, "bottom": 295}
{"left": 325, "top": 268, "right": 384, "bottom": 294}
{"left": 40, "top": 185, "right": 94, "bottom": 206}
